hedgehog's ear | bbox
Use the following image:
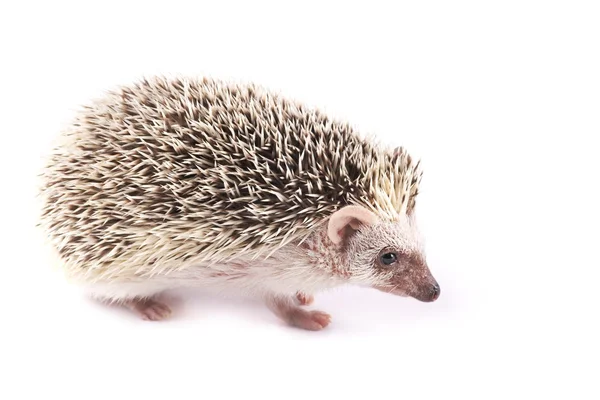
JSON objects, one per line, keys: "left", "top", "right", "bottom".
{"left": 327, "top": 205, "right": 378, "bottom": 245}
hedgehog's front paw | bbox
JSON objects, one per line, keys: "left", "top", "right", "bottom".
{"left": 287, "top": 309, "right": 332, "bottom": 331}
{"left": 125, "top": 298, "right": 172, "bottom": 321}
{"left": 267, "top": 296, "right": 331, "bottom": 331}
{"left": 295, "top": 291, "right": 314, "bottom": 306}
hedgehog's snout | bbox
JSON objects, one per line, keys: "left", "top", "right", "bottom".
{"left": 428, "top": 282, "right": 441, "bottom": 302}
{"left": 413, "top": 280, "right": 441, "bottom": 302}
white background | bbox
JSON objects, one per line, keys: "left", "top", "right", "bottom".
{"left": 1, "top": 1, "right": 598, "bottom": 399}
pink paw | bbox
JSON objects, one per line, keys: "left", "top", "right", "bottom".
{"left": 288, "top": 309, "right": 332, "bottom": 331}
{"left": 296, "top": 291, "right": 314, "bottom": 306}
{"left": 127, "top": 298, "right": 172, "bottom": 321}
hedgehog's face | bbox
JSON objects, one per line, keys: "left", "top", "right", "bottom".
{"left": 327, "top": 206, "right": 440, "bottom": 303}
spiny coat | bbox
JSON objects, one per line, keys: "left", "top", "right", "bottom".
{"left": 39, "top": 76, "right": 422, "bottom": 284}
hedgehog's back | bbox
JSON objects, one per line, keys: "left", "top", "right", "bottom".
{"left": 39, "top": 76, "right": 387, "bottom": 279}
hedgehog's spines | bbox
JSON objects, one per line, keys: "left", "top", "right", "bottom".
{"left": 39, "top": 75, "right": 422, "bottom": 281}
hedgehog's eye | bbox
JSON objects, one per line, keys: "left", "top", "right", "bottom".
{"left": 380, "top": 252, "right": 398, "bottom": 265}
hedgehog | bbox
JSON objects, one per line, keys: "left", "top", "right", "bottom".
{"left": 38, "top": 75, "right": 440, "bottom": 330}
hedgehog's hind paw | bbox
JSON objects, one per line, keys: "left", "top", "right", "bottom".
{"left": 123, "top": 297, "right": 172, "bottom": 321}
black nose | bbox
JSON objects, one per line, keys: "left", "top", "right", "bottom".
{"left": 430, "top": 283, "right": 440, "bottom": 301}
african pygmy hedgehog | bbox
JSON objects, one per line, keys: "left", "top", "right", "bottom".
{"left": 38, "top": 75, "right": 440, "bottom": 330}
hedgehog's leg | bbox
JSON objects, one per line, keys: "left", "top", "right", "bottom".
{"left": 86, "top": 282, "right": 173, "bottom": 321}
{"left": 266, "top": 294, "right": 331, "bottom": 331}
{"left": 295, "top": 291, "right": 314, "bottom": 306}
{"left": 120, "top": 297, "right": 172, "bottom": 321}
{"left": 96, "top": 295, "right": 173, "bottom": 321}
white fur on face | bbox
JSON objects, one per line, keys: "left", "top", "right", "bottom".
{"left": 343, "top": 214, "right": 427, "bottom": 289}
